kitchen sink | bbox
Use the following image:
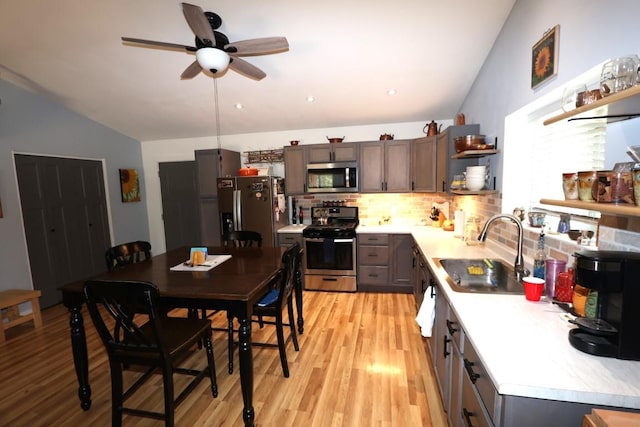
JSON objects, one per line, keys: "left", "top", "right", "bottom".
{"left": 433, "top": 258, "right": 524, "bottom": 294}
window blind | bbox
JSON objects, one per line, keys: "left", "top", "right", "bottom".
{"left": 503, "top": 104, "right": 606, "bottom": 220}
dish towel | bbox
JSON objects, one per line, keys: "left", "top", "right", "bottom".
{"left": 415, "top": 291, "right": 435, "bottom": 337}
{"left": 323, "top": 239, "right": 336, "bottom": 263}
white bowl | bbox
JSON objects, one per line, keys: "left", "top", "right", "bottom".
{"left": 465, "top": 176, "right": 487, "bottom": 183}
{"left": 465, "top": 181, "right": 485, "bottom": 191}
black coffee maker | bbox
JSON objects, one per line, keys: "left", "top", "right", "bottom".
{"left": 570, "top": 250, "right": 640, "bottom": 360}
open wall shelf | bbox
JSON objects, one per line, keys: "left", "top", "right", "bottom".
{"left": 543, "top": 85, "right": 640, "bottom": 126}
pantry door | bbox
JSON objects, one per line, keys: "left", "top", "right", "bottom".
{"left": 159, "top": 161, "right": 200, "bottom": 251}
{"left": 15, "top": 154, "right": 111, "bottom": 308}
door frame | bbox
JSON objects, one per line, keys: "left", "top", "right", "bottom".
{"left": 12, "top": 151, "right": 115, "bottom": 288}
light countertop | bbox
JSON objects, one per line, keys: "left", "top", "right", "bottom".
{"left": 410, "top": 227, "right": 640, "bottom": 410}
{"left": 278, "top": 222, "right": 640, "bottom": 408}
{"left": 277, "top": 225, "right": 307, "bottom": 233}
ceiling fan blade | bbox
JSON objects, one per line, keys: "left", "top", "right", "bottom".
{"left": 229, "top": 57, "right": 266, "bottom": 81}
{"left": 122, "top": 37, "right": 196, "bottom": 52}
{"left": 182, "top": 3, "right": 216, "bottom": 46}
{"left": 225, "top": 37, "right": 289, "bottom": 56}
{"left": 180, "top": 60, "right": 203, "bottom": 79}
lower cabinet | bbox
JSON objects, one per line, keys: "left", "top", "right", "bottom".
{"left": 431, "top": 280, "right": 465, "bottom": 426}
{"left": 430, "top": 279, "right": 610, "bottom": 426}
{"left": 277, "top": 232, "right": 303, "bottom": 247}
{"left": 412, "top": 244, "right": 430, "bottom": 310}
{"left": 358, "top": 233, "right": 412, "bottom": 292}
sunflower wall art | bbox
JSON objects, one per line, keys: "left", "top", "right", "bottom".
{"left": 119, "top": 168, "right": 141, "bottom": 203}
{"left": 531, "top": 25, "right": 559, "bottom": 89}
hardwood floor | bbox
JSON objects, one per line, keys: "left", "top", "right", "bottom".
{"left": 0, "top": 291, "right": 447, "bottom": 426}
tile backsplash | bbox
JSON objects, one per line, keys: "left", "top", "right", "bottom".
{"left": 293, "top": 192, "right": 640, "bottom": 269}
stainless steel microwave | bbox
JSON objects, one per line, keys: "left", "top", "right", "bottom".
{"left": 306, "top": 162, "right": 358, "bottom": 193}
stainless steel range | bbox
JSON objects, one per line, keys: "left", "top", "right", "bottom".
{"left": 302, "top": 206, "right": 358, "bottom": 292}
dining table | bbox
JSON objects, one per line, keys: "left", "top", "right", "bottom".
{"left": 60, "top": 245, "right": 297, "bottom": 427}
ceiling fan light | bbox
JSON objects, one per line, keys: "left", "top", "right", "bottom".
{"left": 196, "top": 47, "right": 230, "bottom": 74}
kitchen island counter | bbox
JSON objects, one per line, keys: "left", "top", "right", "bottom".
{"left": 410, "top": 226, "right": 640, "bottom": 411}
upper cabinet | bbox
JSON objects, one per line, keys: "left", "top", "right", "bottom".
{"left": 283, "top": 146, "right": 307, "bottom": 195}
{"left": 359, "top": 140, "right": 412, "bottom": 193}
{"left": 544, "top": 85, "right": 640, "bottom": 126}
{"left": 195, "top": 149, "right": 241, "bottom": 198}
{"left": 412, "top": 136, "right": 437, "bottom": 192}
{"left": 307, "top": 143, "right": 358, "bottom": 163}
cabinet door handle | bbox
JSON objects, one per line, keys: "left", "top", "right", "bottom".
{"left": 462, "top": 408, "right": 477, "bottom": 427}
{"left": 463, "top": 358, "right": 480, "bottom": 384}
{"left": 442, "top": 180, "right": 446, "bottom": 192}
{"left": 443, "top": 336, "right": 451, "bottom": 358}
{"left": 446, "top": 319, "right": 458, "bottom": 335}
{"left": 429, "top": 283, "right": 436, "bottom": 298}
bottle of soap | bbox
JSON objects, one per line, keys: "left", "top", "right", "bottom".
{"left": 533, "top": 230, "right": 546, "bottom": 280}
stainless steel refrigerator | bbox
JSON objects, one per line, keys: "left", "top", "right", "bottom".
{"left": 217, "top": 176, "right": 287, "bottom": 247}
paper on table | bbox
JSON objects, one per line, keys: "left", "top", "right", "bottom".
{"left": 170, "top": 254, "right": 232, "bottom": 272}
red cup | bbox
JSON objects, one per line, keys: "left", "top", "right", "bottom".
{"left": 523, "top": 277, "right": 545, "bottom": 301}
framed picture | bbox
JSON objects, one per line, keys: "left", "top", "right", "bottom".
{"left": 119, "top": 168, "right": 141, "bottom": 202}
{"left": 531, "top": 25, "right": 559, "bottom": 89}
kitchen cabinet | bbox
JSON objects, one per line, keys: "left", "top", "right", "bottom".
{"left": 436, "top": 124, "right": 495, "bottom": 194}
{"left": 430, "top": 276, "right": 599, "bottom": 427}
{"left": 195, "top": 148, "right": 241, "bottom": 246}
{"left": 412, "top": 244, "right": 430, "bottom": 310}
{"left": 412, "top": 136, "right": 437, "bottom": 192}
{"left": 277, "top": 232, "right": 303, "bottom": 247}
{"left": 432, "top": 280, "right": 454, "bottom": 420}
{"left": 359, "top": 140, "right": 412, "bottom": 193}
{"left": 357, "top": 233, "right": 412, "bottom": 292}
{"left": 431, "top": 280, "right": 490, "bottom": 427}
{"left": 358, "top": 234, "right": 389, "bottom": 290}
{"left": 390, "top": 234, "right": 413, "bottom": 292}
{"left": 283, "top": 145, "right": 307, "bottom": 195}
{"left": 195, "top": 149, "right": 240, "bottom": 198}
{"left": 307, "top": 143, "right": 358, "bottom": 163}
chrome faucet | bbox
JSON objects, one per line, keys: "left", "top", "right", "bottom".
{"left": 478, "top": 214, "right": 530, "bottom": 282}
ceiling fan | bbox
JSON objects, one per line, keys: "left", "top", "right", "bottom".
{"left": 122, "top": 2, "right": 289, "bottom": 81}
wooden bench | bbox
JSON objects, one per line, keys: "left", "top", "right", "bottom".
{"left": 0, "top": 289, "right": 43, "bottom": 343}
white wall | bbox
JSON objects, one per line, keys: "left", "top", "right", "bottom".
{"left": 141, "top": 120, "right": 452, "bottom": 253}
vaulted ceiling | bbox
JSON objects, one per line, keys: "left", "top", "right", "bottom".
{"left": 0, "top": 0, "right": 515, "bottom": 141}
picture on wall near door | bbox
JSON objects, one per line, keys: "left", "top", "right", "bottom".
{"left": 119, "top": 168, "right": 141, "bottom": 202}
{"left": 531, "top": 25, "right": 559, "bottom": 89}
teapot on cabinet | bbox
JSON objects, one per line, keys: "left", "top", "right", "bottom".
{"left": 423, "top": 120, "right": 442, "bottom": 136}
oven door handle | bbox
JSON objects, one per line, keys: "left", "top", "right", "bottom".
{"left": 304, "top": 237, "right": 354, "bottom": 243}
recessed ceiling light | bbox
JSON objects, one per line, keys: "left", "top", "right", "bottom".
{"left": 235, "top": 103, "right": 244, "bottom": 109}
{"left": 387, "top": 89, "right": 397, "bottom": 96}
{"left": 306, "top": 96, "right": 315, "bottom": 102}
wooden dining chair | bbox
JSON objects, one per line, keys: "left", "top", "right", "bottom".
{"left": 83, "top": 279, "right": 217, "bottom": 427}
{"left": 228, "top": 242, "right": 302, "bottom": 377}
{"left": 222, "top": 230, "right": 262, "bottom": 248}
{"left": 105, "top": 241, "right": 152, "bottom": 271}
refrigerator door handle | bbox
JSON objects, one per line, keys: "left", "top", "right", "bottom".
{"left": 235, "top": 189, "right": 243, "bottom": 230}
